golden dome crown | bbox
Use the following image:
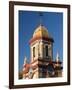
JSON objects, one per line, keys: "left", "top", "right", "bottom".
{"left": 29, "top": 24, "right": 54, "bottom": 44}
{"left": 33, "top": 24, "right": 48, "bottom": 38}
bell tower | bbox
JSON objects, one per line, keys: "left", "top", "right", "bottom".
{"left": 30, "top": 25, "right": 54, "bottom": 62}
{"left": 29, "top": 24, "right": 54, "bottom": 78}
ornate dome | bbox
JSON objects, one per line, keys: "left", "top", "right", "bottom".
{"left": 33, "top": 24, "right": 49, "bottom": 38}
{"left": 29, "top": 24, "right": 54, "bottom": 44}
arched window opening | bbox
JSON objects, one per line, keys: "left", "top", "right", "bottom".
{"left": 45, "top": 45, "right": 48, "bottom": 57}
{"left": 33, "top": 47, "right": 35, "bottom": 57}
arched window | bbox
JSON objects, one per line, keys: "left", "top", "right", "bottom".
{"left": 33, "top": 47, "right": 35, "bottom": 57}
{"left": 45, "top": 45, "right": 48, "bottom": 57}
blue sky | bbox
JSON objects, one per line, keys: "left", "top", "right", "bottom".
{"left": 19, "top": 10, "right": 63, "bottom": 71}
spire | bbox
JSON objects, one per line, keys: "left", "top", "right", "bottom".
{"left": 24, "top": 56, "right": 27, "bottom": 65}
{"left": 56, "top": 52, "right": 60, "bottom": 62}
{"left": 39, "top": 12, "right": 43, "bottom": 26}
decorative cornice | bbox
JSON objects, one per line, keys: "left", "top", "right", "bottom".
{"left": 31, "top": 58, "right": 62, "bottom": 64}
{"left": 29, "top": 36, "right": 54, "bottom": 45}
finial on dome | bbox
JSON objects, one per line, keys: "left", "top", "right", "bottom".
{"left": 39, "top": 12, "right": 43, "bottom": 26}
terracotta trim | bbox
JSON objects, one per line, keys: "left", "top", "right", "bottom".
{"left": 29, "top": 36, "right": 54, "bottom": 45}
